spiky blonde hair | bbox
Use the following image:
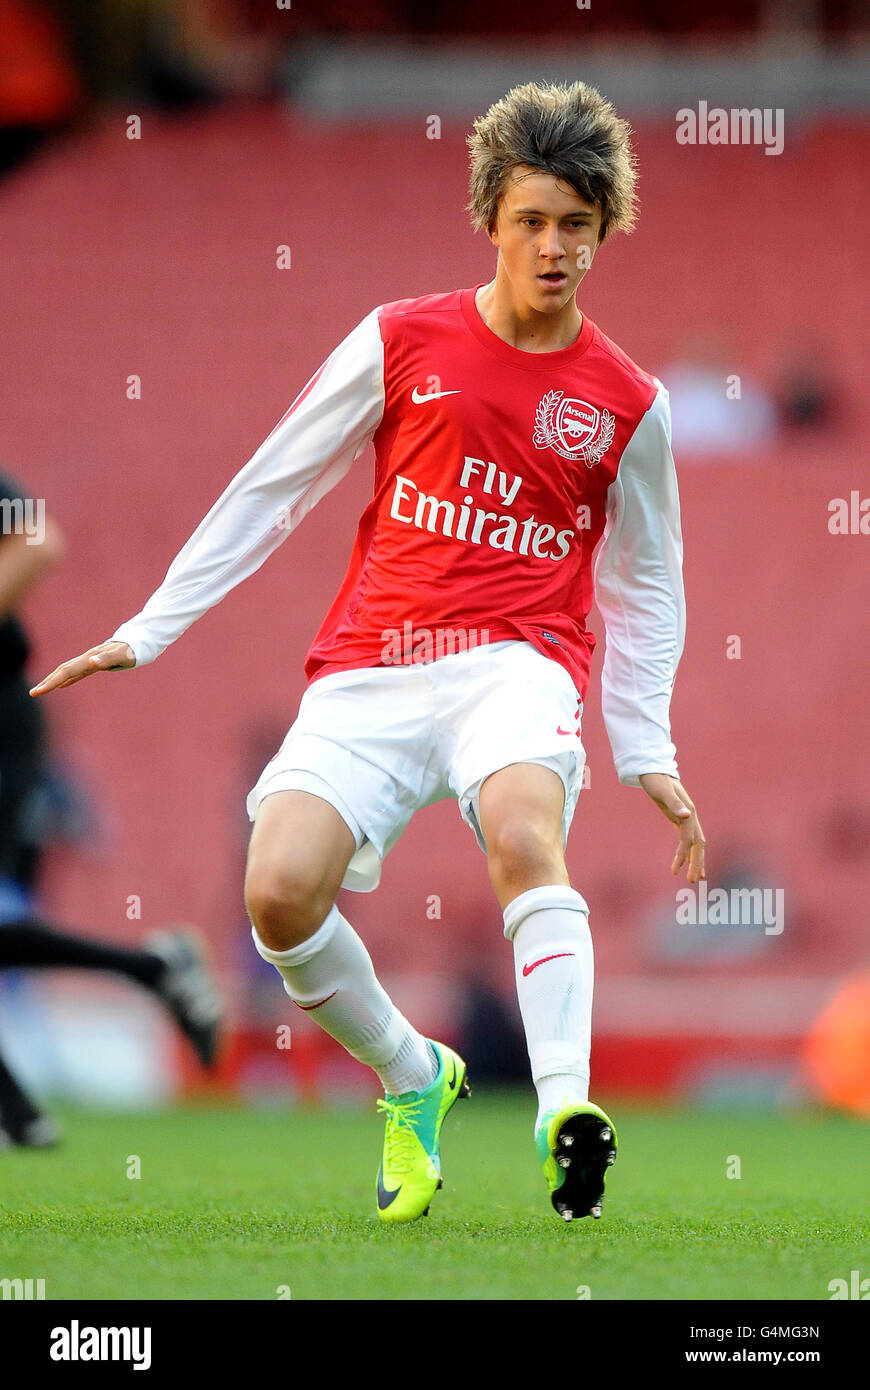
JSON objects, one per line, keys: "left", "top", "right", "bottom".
{"left": 467, "top": 79, "right": 639, "bottom": 242}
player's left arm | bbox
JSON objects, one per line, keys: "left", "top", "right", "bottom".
{"left": 637, "top": 770, "right": 705, "bottom": 883}
{"left": 593, "top": 381, "right": 706, "bottom": 882}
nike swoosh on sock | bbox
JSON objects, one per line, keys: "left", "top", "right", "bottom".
{"left": 296, "top": 990, "right": 339, "bottom": 1011}
{"left": 522, "top": 953, "right": 576, "bottom": 978}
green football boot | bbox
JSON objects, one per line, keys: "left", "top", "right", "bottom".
{"left": 535, "top": 1100, "right": 618, "bottom": 1222}
{"left": 376, "top": 1040, "right": 470, "bottom": 1223}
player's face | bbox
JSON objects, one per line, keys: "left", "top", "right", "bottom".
{"left": 489, "top": 167, "right": 602, "bottom": 313}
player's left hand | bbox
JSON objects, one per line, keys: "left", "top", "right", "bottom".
{"left": 638, "top": 772, "right": 706, "bottom": 883}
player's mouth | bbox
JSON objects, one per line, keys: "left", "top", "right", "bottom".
{"left": 538, "top": 271, "right": 569, "bottom": 290}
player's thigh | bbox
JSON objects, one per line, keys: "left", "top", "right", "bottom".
{"left": 478, "top": 761, "right": 568, "bottom": 891}
{"left": 244, "top": 788, "right": 356, "bottom": 924}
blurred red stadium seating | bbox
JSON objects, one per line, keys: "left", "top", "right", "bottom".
{"left": 2, "top": 105, "right": 867, "bottom": 1091}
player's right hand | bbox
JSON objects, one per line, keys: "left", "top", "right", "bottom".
{"left": 29, "top": 640, "right": 136, "bottom": 696}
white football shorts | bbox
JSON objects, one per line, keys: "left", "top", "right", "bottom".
{"left": 246, "top": 639, "right": 587, "bottom": 892}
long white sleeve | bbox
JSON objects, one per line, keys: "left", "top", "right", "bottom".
{"left": 593, "top": 382, "right": 685, "bottom": 787}
{"left": 110, "top": 309, "right": 385, "bottom": 666}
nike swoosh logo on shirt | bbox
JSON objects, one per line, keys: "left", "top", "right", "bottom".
{"left": 447, "top": 1060, "right": 457, "bottom": 1090}
{"left": 522, "top": 953, "right": 576, "bottom": 977}
{"left": 411, "top": 386, "right": 462, "bottom": 402}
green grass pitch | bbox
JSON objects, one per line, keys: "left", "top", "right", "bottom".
{"left": 0, "top": 1092, "right": 866, "bottom": 1300}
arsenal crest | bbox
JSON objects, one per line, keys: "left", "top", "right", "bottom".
{"left": 534, "top": 391, "right": 615, "bottom": 466}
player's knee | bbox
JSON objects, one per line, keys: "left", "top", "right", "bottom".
{"left": 486, "top": 818, "right": 563, "bottom": 888}
{"left": 244, "top": 862, "right": 334, "bottom": 951}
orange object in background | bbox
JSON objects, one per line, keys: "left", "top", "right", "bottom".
{"left": 0, "top": 0, "right": 82, "bottom": 128}
{"left": 801, "top": 970, "right": 870, "bottom": 1117}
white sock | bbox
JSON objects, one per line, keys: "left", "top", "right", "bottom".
{"left": 251, "top": 905, "right": 437, "bottom": 1096}
{"left": 503, "top": 885, "right": 594, "bottom": 1127}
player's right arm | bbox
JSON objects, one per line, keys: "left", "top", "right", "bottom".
{"left": 30, "top": 309, "right": 385, "bottom": 697}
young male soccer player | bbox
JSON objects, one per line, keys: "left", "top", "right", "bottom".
{"left": 32, "top": 80, "right": 705, "bottom": 1223}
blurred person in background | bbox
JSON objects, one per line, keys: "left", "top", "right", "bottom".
{"left": 0, "top": 0, "right": 83, "bottom": 177}
{"left": 660, "top": 326, "right": 779, "bottom": 458}
{"left": 61, "top": 0, "right": 278, "bottom": 111}
{"left": 0, "top": 470, "right": 222, "bottom": 1149}
{"left": 0, "top": 0, "right": 280, "bottom": 181}
{"left": 776, "top": 347, "right": 842, "bottom": 433}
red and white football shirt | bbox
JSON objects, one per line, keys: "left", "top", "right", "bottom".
{"left": 112, "top": 286, "right": 685, "bottom": 785}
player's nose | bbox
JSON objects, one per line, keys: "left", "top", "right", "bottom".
{"left": 539, "top": 228, "right": 566, "bottom": 259}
